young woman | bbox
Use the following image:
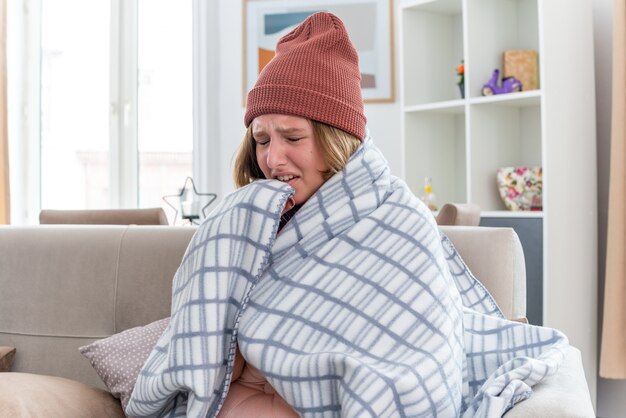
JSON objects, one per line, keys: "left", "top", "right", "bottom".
{"left": 127, "top": 12, "right": 567, "bottom": 418}
{"left": 215, "top": 11, "right": 463, "bottom": 417}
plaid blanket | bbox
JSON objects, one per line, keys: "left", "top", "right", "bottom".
{"left": 126, "top": 136, "right": 567, "bottom": 418}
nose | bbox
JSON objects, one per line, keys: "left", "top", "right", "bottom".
{"left": 265, "top": 139, "right": 287, "bottom": 169}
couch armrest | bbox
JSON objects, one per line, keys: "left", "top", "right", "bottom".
{"left": 439, "top": 226, "right": 526, "bottom": 320}
{"left": 0, "top": 347, "right": 16, "bottom": 372}
{"left": 504, "top": 346, "right": 595, "bottom": 417}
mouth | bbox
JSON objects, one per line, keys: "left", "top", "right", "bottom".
{"left": 275, "top": 175, "right": 299, "bottom": 186}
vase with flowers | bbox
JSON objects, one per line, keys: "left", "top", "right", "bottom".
{"left": 456, "top": 60, "right": 465, "bottom": 98}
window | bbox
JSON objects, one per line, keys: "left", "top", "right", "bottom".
{"left": 137, "top": 0, "right": 192, "bottom": 210}
{"left": 38, "top": 0, "right": 192, "bottom": 217}
{"left": 40, "top": 0, "right": 111, "bottom": 209}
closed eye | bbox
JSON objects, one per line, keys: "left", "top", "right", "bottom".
{"left": 253, "top": 137, "right": 269, "bottom": 146}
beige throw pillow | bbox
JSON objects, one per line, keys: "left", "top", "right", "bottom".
{"left": 79, "top": 317, "right": 169, "bottom": 411}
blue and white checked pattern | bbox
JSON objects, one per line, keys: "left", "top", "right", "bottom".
{"left": 440, "top": 233, "right": 567, "bottom": 416}
{"left": 461, "top": 310, "right": 566, "bottom": 417}
{"left": 127, "top": 135, "right": 567, "bottom": 418}
{"left": 125, "top": 181, "right": 295, "bottom": 417}
{"left": 239, "top": 138, "right": 464, "bottom": 417}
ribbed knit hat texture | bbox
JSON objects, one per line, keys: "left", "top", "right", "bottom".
{"left": 244, "top": 12, "right": 366, "bottom": 140}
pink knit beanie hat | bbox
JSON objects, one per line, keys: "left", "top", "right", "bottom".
{"left": 244, "top": 12, "right": 366, "bottom": 140}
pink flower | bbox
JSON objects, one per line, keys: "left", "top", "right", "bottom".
{"left": 507, "top": 187, "right": 520, "bottom": 198}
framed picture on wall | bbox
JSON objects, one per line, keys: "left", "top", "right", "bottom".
{"left": 243, "top": 0, "right": 394, "bottom": 104}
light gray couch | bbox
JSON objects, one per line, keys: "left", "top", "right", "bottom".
{"left": 0, "top": 225, "right": 594, "bottom": 417}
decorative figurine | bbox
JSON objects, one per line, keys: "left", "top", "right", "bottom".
{"left": 456, "top": 60, "right": 465, "bottom": 98}
{"left": 481, "top": 69, "right": 522, "bottom": 96}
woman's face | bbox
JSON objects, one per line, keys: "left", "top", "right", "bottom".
{"left": 252, "top": 114, "right": 329, "bottom": 205}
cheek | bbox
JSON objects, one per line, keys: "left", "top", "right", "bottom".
{"left": 303, "top": 153, "right": 328, "bottom": 188}
{"left": 311, "top": 149, "right": 329, "bottom": 173}
{"left": 256, "top": 149, "right": 270, "bottom": 177}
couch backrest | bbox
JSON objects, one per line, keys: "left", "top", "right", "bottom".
{"left": 440, "top": 225, "right": 527, "bottom": 320}
{"left": 0, "top": 224, "right": 526, "bottom": 389}
{"left": 0, "top": 225, "right": 195, "bottom": 388}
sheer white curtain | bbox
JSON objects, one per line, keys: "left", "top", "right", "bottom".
{"left": 600, "top": 0, "right": 626, "bottom": 379}
{"left": 192, "top": 0, "right": 222, "bottom": 198}
{"left": 0, "top": 0, "right": 9, "bottom": 224}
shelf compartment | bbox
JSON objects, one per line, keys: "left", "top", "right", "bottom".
{"left": 401, "top": 0, "right": 464, "bottom": 107}
{"left": 403, "top": 110, "right": 466, "bottom": 206}
{"left": 468, "top": 101, "right": 542, "bottom": 211}
{"left": 466, "top": 0, "right": 540, "bottom": 99}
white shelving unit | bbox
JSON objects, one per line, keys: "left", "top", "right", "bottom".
{"left": 399, "top": 0, "right": 598, "bottom": 403}
{"left": 401, "top": 0, "right": 543, "bottom": 214}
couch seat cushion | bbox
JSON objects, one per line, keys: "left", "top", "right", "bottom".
{"left": 0, "top": 372, "right": 124, "bottom": 418}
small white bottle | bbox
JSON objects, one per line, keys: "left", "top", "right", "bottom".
{"left": 422, "top": 177, "right": 438, "bottom": 211}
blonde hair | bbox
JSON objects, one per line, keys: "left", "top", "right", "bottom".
{"left": 233, "top": 120, "right": 361, "bottom": 188}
